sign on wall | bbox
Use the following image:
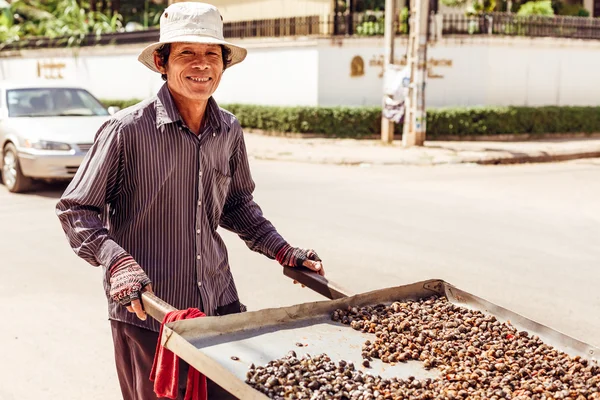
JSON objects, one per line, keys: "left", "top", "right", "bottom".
{"left": 37, "top": 60, "right": 66, "bottom": 79}
{"left": 367, "top": 55, "right": 453, "bottom": 79}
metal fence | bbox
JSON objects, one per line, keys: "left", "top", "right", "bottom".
{"left": 0, "top": 29, "right": 160, "bottom": 51}
{"left": 442, "top": 13, "right": 600, "bottom": 40}
{"left": 223, "top": 12, "right": 409, "bottom": 38}
{"left": 3, "top": 12, "right": 600, "bottom": 51}
{"left": 223, "top": 16, "right": 323, "bottom": 38}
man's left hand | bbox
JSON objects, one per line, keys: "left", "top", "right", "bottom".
{"left": 299, "top": 250, "right": 324, "bottom": 276}
{"left": 276, "top": 245, "right": 325, "bottom": 286}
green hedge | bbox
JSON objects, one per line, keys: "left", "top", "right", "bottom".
{"left": 102, "top": 99, "right": 142, "bottom": 109}
{"left": 101, "top": 100, "right": 600, "bottom": 138}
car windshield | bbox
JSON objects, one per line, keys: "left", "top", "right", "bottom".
{"left": 6, "top": 88, "right": 109, "bottom": 117}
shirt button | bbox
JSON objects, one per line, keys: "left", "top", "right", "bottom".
{"left": 199, "top": 171, "right": 203, "bottom": 177}
{"left": 197, "top": 201, "right": 201, "bottom": 206}
{"left": 196, "top": 229, "right": 200, "bottom": 234}
{"left": 196, "top": 255, "right": 201, "bottom": 260}
{"left": 198, "top": 282, "right": 202, "bottom": 287}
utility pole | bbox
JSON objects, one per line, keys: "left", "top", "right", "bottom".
{"left": 381, "top": 0, "right": 396, "bottom": 144}
{"left": 402, "top": 0, "right": 429, "bottom": 147}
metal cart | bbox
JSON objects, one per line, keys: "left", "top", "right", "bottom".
{"left": 141, "top": 267, "right": 599, "bottom": 399}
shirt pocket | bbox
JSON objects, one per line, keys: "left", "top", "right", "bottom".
{"left": 208, "top": 163, "right": 231, "bottom": 229}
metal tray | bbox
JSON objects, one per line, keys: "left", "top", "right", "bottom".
{"left": 151, "top": 279, "right": 600, "bottom": 399}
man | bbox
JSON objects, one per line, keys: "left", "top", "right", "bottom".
{"left": 56, "top": 2, "right": 324, "bottom": 399}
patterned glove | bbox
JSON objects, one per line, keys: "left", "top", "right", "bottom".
{"left": 109, "top": 256, "right": 152, "bottom": 306}
{"left": 276, "top": 244, "right": 322, "bottom": 268}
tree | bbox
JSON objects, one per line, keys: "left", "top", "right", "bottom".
{"left": 517, "top": 0, "right": 554, "bottom": 15}
{"left": 116, "top": 0, "right": 165, "bottom": 28}
{"left": 0, "top": 0, "right": 124, "bottom": 47}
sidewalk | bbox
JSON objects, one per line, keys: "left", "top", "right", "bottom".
{"left": 244, "top": 134, "right": 600, "bottom": 166}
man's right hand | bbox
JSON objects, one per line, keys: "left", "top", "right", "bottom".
{"left": 109, "top": 256, "right": 153, "bottom": 320}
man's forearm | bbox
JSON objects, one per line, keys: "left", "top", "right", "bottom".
{"left": 220, "top": 200, "right": 288, "bottom": 259}
{"left": 56, "top": 201, "right": 128, "bottom": 267}
{"left": 222, "top": 126, "right": 290, "bottom": 258}
{"left": 55, "top": 118, "right": 126, "bottom": 267}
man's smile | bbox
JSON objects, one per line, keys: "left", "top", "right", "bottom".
{"left": 187, "top": 76, "right": 211, "bottom": 82}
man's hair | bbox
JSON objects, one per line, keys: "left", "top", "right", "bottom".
{"left": 154, "top": 44, "right": 233, "bottom": 81}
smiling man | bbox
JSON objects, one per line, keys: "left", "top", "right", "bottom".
{"left": 55, "top": 3, "right": 324, "bottom": 399}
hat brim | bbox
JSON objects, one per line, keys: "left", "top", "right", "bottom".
{"left": 138, "top": 35, "right": 247, "bottom": 73}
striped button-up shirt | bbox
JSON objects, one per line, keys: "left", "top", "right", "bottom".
{"left": 56, "top": 83, "right": 288, "bottom": 332}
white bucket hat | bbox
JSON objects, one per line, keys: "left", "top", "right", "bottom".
{"left": 138, "top": 2, "right": 247, "bottom": 73}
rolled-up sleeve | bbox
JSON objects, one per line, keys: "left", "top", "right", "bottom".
{"left": 56, "top": 119, "right": 129, "bottom": 268}
{"left": 219, "top": 122, "right": 288, "bottom": 259}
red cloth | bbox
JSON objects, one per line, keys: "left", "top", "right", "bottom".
{"left": 150, "top": 308, "right": 207, "bottom": 400}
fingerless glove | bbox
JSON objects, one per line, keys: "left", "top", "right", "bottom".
{"left": 109, "top": 256, "right": 152, "bottom": 305}
{"left": 276, "top": 244, "right": 322, "bottom": 268}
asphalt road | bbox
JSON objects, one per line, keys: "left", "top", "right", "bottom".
{"left": 0, "top": 158, "right": 598, "bottom": 399}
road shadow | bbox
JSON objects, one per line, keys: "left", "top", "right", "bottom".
{"left": 0, "top": 180, "right": 70, "bottom": 199}
{"left": 32, "top": 181, "right": 70, "bottom": 199}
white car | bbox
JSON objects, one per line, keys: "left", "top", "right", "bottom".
{"left": 0, "top": 81, "right": 119, "bottom": 193}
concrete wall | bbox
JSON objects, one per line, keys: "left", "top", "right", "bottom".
{"left": 0, "top": 45, "right": 163, "bottom": 101}
{"left": 175, "top": 0, "right": 334, "bottom": 22}
{"left": 316, "top": 36, "right": 600, "bottom": 107}
{"left": 2, "top": 35, "right": 600, "bottom": 108}
{"left": 583, "top": 0, "right": 594, "bottom": 16}
{"left": 437, "top": 2, "right": 471, "bottom": 15}
{"left": 214, "top": 40, "right": 320, "bottom": 106}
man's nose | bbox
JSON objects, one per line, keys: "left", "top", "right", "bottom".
{"left": 191, "top": 56, "right": 210, "bottom": 69}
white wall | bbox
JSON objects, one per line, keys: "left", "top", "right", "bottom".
{"left": 317, "top": 36, "right": 600, "bottom": 108}
{"left": 214, "top": 40, "right": 320, "bottom": 106}
{"left": 2, "top": 35, "right": 600, "bottom": 108}
{"left": 318, "top": 38, "right": 383, "bottom": 106}
{"left": 584, "top": 0, "right": 594, "bottom": 16}
{"left": 317, "top": 37, "right": 490, "bottom": 107}
{"left": 181, "top": 0, "right": 333, "bottom": 22}
{"left": 0, "top": 41, "right": 320, "bottom": 106}
{"left": 0, "top": 45, "right": 163, "bottom": 101}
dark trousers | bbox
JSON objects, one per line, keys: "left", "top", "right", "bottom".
{"left": 110, "top": 301, "right": 242, "bottom": 400}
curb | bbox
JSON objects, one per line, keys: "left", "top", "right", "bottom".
{"left": 250, "top": 151, "right": 600, "bottom": 166}
{"left": 475, "top": 151, "right": 600, "bottom": 165}
{"left": 245, "top": 129, "right": 600, "bottom": 142}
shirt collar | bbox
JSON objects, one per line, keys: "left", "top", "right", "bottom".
{"left": 204, "top": 97, "right": 224, "bottom": 134}
{"left": 155, "top": 83, "right": 229, "bottom": 134}
{"left": 156, "top": 83, "right": 181, "bottom": 128}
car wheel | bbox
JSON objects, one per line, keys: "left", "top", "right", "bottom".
{"left": 2, "top": 143, "right": 32, "bottom": 193}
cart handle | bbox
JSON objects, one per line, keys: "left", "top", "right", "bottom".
{"left": 141, "top": 266, "right": 352, "bottom": 323}
{"left": 283, "top": 266, "right": 352, "bottom": 299}
{"left": 142, "top": 291, "right": 177, "bottom": 322}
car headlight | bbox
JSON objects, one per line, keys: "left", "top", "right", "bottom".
{"left": 24, "top": 140, "right": 72, "bottom": 151}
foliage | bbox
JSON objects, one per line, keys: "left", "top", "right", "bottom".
{"left": 473, "top": 0, "right": 497, "bottom": 13}
{"left": 336, "top": 0, "right": 348, "bottom": 13}
{"left": 0, "top": 5, "right": 20, "bottom": 43}
{"left": 118, "top": 0, "right": 164, "bottom": 29}
{"left": 356, "top": 12, "right": 385, "bottom": 36}
{"left": 101, "top": 98, "right": 143, "bottom": 109}
{"left": 440, "top": 0, "right": 468, "bottom": 8}
{"left": 354, "top": 0, "right": 386, "bottom": 12}
{"left": 100, "top": 100, "right": 600, "bottom": 139}
{"left": 553, "top": 1, "right": 590, "bottom": 16}
{"left": 0, "top": 0, "right": 123, "bottom": 48}
{"left": 501, "top": 21, "right": 528, "bottom": 35}
{"left": 399, "top": 7, "right": 409, "bottom": 34}
{"left": 355, "top": 8, "right": 408, "bottom": 36}
{"left": 517, "top": 1, "right": 555, "bottom": 16}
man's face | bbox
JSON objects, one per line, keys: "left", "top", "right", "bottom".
{"left": 154, "top": 43, "right": 224, "bottom": 103}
